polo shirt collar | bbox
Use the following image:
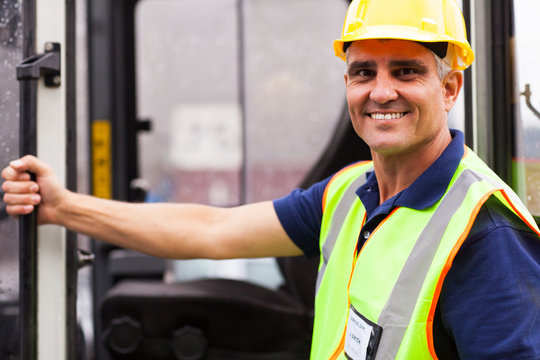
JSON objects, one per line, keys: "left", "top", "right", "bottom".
{"left": 356, "top": 129, "right": 465, "bottom": 221}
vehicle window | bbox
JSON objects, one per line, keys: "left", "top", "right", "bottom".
{"left": 447, "top": 0, "right": 465, "bottom": 133}
{"left": 514, "top": 0, "right": 540, "bottom": 216}
{"left": 135, "top": 0, "right": 348, "bottom": 288}
{"left": 448, "top": 76, "right": 465, "bottom": 133}
{"left": 0, "top": 0, "right": 22, "bottom": 356}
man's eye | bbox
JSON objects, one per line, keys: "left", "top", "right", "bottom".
{"left": 396, "top": 68, "right": 417, "bottom": 76}
{"left": 353, "top": 69, "right": 374, "bottom": 77}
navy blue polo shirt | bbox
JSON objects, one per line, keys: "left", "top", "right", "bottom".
{"left": 274, "top": 130, "right": 540, "bottom": 359}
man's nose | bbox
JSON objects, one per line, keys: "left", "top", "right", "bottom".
{"left": 369, "top": 74, "right": 398, "bottom": 104}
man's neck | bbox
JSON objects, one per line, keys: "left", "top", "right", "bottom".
{"left": 372, "top": 131, "right": 452, "bottom": 204}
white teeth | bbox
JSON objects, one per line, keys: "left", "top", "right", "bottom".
{"left": 370, "top": 112, "right": 405, "bottom": 120}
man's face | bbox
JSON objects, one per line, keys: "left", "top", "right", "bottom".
{"left": 345, "top": 39, "right": 461, "bottom": 157}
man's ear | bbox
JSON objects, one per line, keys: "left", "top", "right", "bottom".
{"left": 443, "top": 70, "right": 463, "bottom": 112}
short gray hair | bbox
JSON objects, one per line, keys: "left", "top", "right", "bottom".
{"left": 344, "top": 43, "right": 453, "bottom": 81}
{"left": 432, "top": 51, "right": 452, "bottom": 80}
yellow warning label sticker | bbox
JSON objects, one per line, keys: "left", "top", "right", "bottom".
{"left": 92, "top": 120, "right": 112, "bottom": 199}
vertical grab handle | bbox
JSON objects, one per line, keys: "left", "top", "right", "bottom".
{"left": 520, "top": 84, "right": 540, "bottom": 121}
{"left": 16, "top": 42, "right": 60, "bottom": 360}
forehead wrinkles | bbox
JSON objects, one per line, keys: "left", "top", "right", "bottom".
{"left": 347, "top": 58, "right": 432, "bottom": 75}
{"left": 346, "top": 40, "right": 434, "bottom": 68}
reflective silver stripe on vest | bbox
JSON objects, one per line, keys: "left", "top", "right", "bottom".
{"left": 375, "top": 169, "right": 488, "bottom": 359}
{"left": 482, "top": 173, "right": 529, "bottom": 215}
{"left": 315, "top": 167, "right": 373, "bottom": 294}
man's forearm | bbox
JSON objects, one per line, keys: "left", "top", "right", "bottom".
{"left": 55, "top": 193, "right": 301, "bottom": 259}
{"left": 56, "top": 192, "right": 224, "bottom": 258}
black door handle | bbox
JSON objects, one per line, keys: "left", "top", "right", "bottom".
{"left": 15, "top": 41, "right": 61, "bottom": 360}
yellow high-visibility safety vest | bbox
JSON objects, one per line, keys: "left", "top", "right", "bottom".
{"left": 311, "top": 148, "right": 540, "bottom": 360}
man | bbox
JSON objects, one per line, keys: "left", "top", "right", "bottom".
{"left": 3, "top": 0, "right": 540, "bottom": 358}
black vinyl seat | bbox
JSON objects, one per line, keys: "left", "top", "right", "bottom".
{"left": 101, "top": 275, "right": 313, "bottom": 360}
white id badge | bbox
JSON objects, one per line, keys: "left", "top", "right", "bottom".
{"left": 344, "top": 305, "right": 383, "bottom": 360}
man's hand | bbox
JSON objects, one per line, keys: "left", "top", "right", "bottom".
{"left": 1, "top": 155, "right": 68, "bottom": 225}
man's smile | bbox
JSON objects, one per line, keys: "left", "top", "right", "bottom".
{"left": 368, "top": 112, "right": 406, "bottom": 120}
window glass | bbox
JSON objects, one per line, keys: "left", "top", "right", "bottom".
{"left": 243, "top": 0, "right": 348, "bottom": 202}
{"left": 448, "top": 80, "right": 465, "bottom": 132}
{"left": 514, "top": 0, "right": 540, "bottom": 216}
{"left": 447, "top": 0, "right": 465, "bottom": 133}
{"left": 136, "top": 0, "right": 347, "bottom": 288}
{"left": 137, "top": 0, "right": 242, "bottom": 207}
{"left": 0, "top": 0, "right": 22, "bottom": 356}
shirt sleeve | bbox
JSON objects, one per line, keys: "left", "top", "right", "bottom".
{"left": 439, "top": 197, "right": 540, "bottom": 359}
{"left": 272, "top": 177, "right": 331, "bottom": 258}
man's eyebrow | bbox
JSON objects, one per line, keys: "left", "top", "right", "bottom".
{"left": 347, "top": 59, "right": 430, "bottom": 73}
{"left": 389, "top": 59, "right": 429, "bottom": 68}
{"left": 347, "top": 60, "right": 376, "bottom": 73}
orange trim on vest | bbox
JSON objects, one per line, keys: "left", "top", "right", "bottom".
{"left": 426, "top": 190, "right": 496, "bottom": 358}
{"left": 499, "top": 190, "right": 540, "bottom": 237}
{"left": 328, "top": 208, "right": 399, "bottom": 359}
{"left": 328, "top": 245, "right": 360, "bottom": 360}
{"left": 322, "top": 161, "right": 372, "bottom": 213}
{"left": 328, "top": 212, "right": 367, "bottom": 360}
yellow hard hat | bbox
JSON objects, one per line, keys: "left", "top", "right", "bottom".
{"left": 334, "top": 0, "right": 474, "bottom": 70}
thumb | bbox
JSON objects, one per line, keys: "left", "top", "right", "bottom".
{"left": 10, "top": 155, "right": 52, "bottom": 177}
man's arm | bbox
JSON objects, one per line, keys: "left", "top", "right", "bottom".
{"left": 2, "top": 155, "right": 303, "bottom": 259}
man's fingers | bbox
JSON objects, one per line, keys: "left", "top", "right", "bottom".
{"left": 1, "top": 165, "right": 19, "bottom": 181}
{"left": 1, "top": 164, "right": 32, "bottom": 180}
{"left": 2, "top": 180, "right": 39, "bottom": 194}
{"left": 3, "top": 192, "right": 41, "bottom": 206}
{"left": 16, "top": 172, "right": 31, "bottom": 181}
{"left": 6, "top": 204, "right": 35, "bottom": 216}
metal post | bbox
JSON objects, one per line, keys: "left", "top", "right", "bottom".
{"left": 18, "top": 0, "right": 37, "bottom": 357}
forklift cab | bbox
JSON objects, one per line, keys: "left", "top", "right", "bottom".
{"left": 90, "top": 1, "right": 369, "bottom": 359}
